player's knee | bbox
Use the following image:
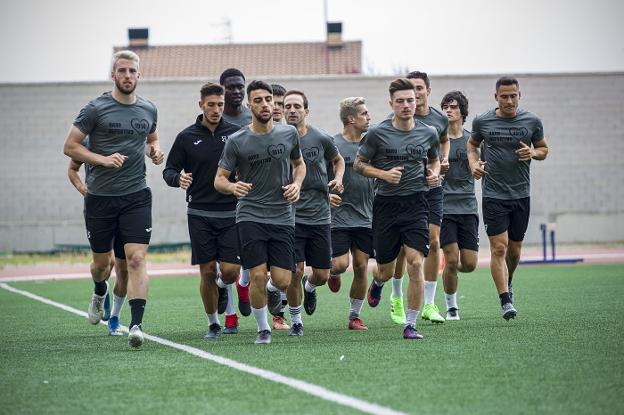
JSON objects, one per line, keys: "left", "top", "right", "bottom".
{"left": 332, "top": 258, "right": 348, "bottom": 274}
{"left": 490, "top": 242, "right": 507, "bottom": 258}
{"left": 220, "top": 266, "right": 240, "bottom": 284}
{"left": 445, "top": 256, "right": 459, "bottom": 272}
{"left": 429, "top": 238, "right": 440, "bottom": 253}
{"left": 352, "top": 262, "right": 368, "bottom": 278}
{"left": 462, "top": 259, "right": 477, "bottom": 273}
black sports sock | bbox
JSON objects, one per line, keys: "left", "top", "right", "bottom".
{"left": 499, "top": 292, "right": 512, "bottom": 306}
{"left": 508, "top": 274, "right": 514, "bottom": 287}
{"left": 129, "top": 299, "right": 147, "bottom": 328}
{"left": 94, "top": 280, "right": 107, "bottom": 296}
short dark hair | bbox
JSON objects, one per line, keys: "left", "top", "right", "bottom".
{"left": 200, "top": 83, "right": 224, "bottom": 100}
{"left": 219, "top": 68, "right": 245, "bottom": 85}
{"left": 271, "top": 84, "right": 287, "bottom": 96}
{"left": 388, "top": 78, "right": 414, "bottom": 98}
{"left": 246, "top": 80, "right": 273, "bottom": 97}
{"left": 406, "top": 70, "right": 430, "bottom": 88}
{"left": 284, "top": 90, "right": 309, "bottom": 109}
{"left": 440, "top": 91, "right": 469, "bottom": 123}
{"left": 496, "top": 76, "right": 519, "bottom": 90}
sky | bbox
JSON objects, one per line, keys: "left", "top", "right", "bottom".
{"left": 1, "top": 0, "right": 623, "bottom": 83}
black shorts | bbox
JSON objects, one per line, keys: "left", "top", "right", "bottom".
{"left": 331, "top": 227, "right": 374, "bottom": 258}
{"left": 188, "top": 214, "right": 240, "bottom": 265}
{"left": 295, "top": 223, "right": 332, "bottom": 269}
{"left": 237, "top": 221, "right": 296, "bottom": 272}
{"left": 84, "top": 188, "right": 152, "bottom": 254}
{"left": 112, "top": 231, "right": 126, "bottom": 259}
{"left": 426, "top": 186, "right": 444, "bottom": 226}
{"left": 440, "top": 214, "right": 479, "bottom": 251}
{"left": 482, "top": 197, "right": 530, "bottom": 241}
{"left": 373, "top": 193, "right": 430, "bottom": 264}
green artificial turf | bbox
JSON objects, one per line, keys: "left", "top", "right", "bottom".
{"left": 1, "top": 263, "right": 622, "bottom": 414}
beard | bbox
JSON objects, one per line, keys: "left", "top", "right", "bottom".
{"left": 115, "top": 78, "right": 137, "bottom": 95}
{"left": 254, "top": 111, "right": 272, "bottom": 124}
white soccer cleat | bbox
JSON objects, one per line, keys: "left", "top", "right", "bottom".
{"left": 446, "top": 307, "right": 460, "bottom": 321}
{"left": 128, "top": 325, "right": 144, "bottom": 348}
{"left": 87, "top": 293, "right": 106, "bottom": 325}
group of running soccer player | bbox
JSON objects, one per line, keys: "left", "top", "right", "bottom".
{"left": 63, "top": 50, "right": 548, "bottom": 347}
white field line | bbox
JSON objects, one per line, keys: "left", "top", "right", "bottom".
{"left": 0, "top": 282, "right": 408, "bottom": 415}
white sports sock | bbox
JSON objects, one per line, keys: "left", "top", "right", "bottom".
{"left": 289, "top": 305, "right": 302, "bottom": 324}
{"left": 406, "top": 309, "right": 420, "bottom": 326}
{"left": 266, "top": 278, "right": 279, "bottom": 292}
{"left": 424, "top": 280, "right": 438, "bottom": 305}
{"left": 251, "top": 306, "right": 271, "bottom": 332}
{"left": 111, "top": 294, "right": 126, "bottom": 318}
{"left": 207, "top": 312, "right": 219, "bottom": 326}
{"left": 215, "top": 276, "right": 226, "bottom": 289}
{"left": 445, "top": 292, "right": 458, "bottom": 310}
{"left": 391, "top": 276, "right": 403, "bottom": 298}
{"left": 225, "top": 284, "right": 235, "bottom": 315}
{"left": 304, "top": 279, "right": 316, "bottom": 293}
{"left": 349, "top": 298, "right": 363, "bottom": 318}
{"left": 239, "top": 269, "right": 250, "bottom": 287}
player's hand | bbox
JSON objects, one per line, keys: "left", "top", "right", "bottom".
{"left": 179, "top": 172, "right": 193, "bottom": 190}
{"left": 102, "top": 153, "right": 128, "bottom": 168}
{"left": 440, "top": 158, "right": 450, "bottom": 175}
{"left": 328, "top": 179, "right": 344, "bottom": 194}
{"left": 426, "top": 168, "right": 440, "bottom": 188}
{"left": 329, "top": 194, "right": 342, "bottom": 208}
{"left": 78, "top": 184, "right": 88, "bottom": 197}
{"left": 516, "top": 141, "right": 533, "bottom": 161}
{"left": 383, "top": 166, "right": 403, "bottom": 184}
{"left": 470, "top": 160, "right": 488, "bottom": 180}
{"left": 232, "top": 181, "right": 252, "bottom": 197}
{"left": 282, "top": 182, "right": 301, "bottom": 202}
{"left": 148, "top": 145, "right": 165, "bottom": 165}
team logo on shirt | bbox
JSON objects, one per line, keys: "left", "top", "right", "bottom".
{"left": 405, "top": 143, "right": 426, "bottom": 160}
{"left": 193, "top": 139, "right": 203, "bottom": 145}
{"left": 509, "top": 127, "right": 528, "bottom": 138}
{"left": 131, "top": 118, "right": 150, "bottom": 135}
{"left": 267, "top": 144, "right": 286, "bottom": 160}
{"left": 455, "top": 148, "right": 468, "bottom": 161}
{"left": 302, "top": 146, "right": 320, "bottom": 162}
{"left": 221, "top": 136, "right": 228, "bottom": 143}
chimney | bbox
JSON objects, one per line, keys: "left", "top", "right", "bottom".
{"left": 326, "top": 22, "right": 343, "bottom": 48}
{"left": 128, "top": 28, "right": 149, "bottom": 48}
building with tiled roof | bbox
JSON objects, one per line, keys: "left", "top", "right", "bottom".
{"left": 114, "top": 27, "right": 362, "bottom": 79}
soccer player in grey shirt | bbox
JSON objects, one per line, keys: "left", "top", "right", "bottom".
{"left": 355, "top": 78, "right": 440, "bottom": 340}
{"left": 327, "top": 97, "right": 374, "bottom": 331}
{"left": 220, "top": 68, "right": 253, "bottom": 127}
{"left": 388, "top": 71, "right": 451, "bottom": 326}
{"left": 283, "top": 89, "right": 344, "bottom": 337}
{"left": 215, "top": 80, "right": 306, "bottom": 344}
{"left": 63, "top": 50, "right": 164, "bottom": 348}
{"left": 439, "top": 91, "right": 479, "bottom": 321}
{"left": 467, "top": 76, "right": 549, "bottom": 320}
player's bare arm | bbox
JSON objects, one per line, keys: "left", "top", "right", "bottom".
{"left": 146, "top": 132, "right": 164, "bottom": 165}
{"left": 63, "top": 125, "right": 128, "bottom": 168}
{"left": 354, "top": 154, "right": 403, "bottom": 184}
{"left": 328, "top": 153, "right": 345, "bottom": 194}
{"left": 467, "top": 136, "right": 487, "bottom": 179}
{"left": 214, "top": 167, "right": 252, "bottom": 197}
{"left": 282, "top": 156, "right": 306, "bottom": 202}
{"left": 516, "top": 138, "right": 549, "bottom": 161}
{"left": 67, "top": 159, "right": 88, "bottom": 196}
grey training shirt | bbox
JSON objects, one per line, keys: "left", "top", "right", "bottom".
{"left": 222, "top": 106, "right": 252, "bottom": 128}
{"left": 73, "top": 92, "right": 158, "bottom": 196}
{"left": 295, "top": 125, "right": 339, "bottom": 225}
{"left": 443, "top": 129, "right": 478, "bottom": 215}
{"left": 358, "top": 118, "right": 439, "bottom": 196}
{"left": 218, "top": 123, "right": 302, "bottom": 226}
{"left": 331, "top": 134, "right": 374, "bottom": 229}
{"left": 471, "top": 108, "right": 544, "bottom": 200}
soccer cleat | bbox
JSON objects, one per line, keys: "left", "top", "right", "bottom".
{"left": 255, "top": 329, "right": 272, "bottom": 344}
{"left": 272, "top": 315, "right": 290, "bottom": 330}
{"left": 348, "top": 317, "right": 368, "bottom": 330}
{"left": 403, "top": 324, "right": 424, "bottom": 340}
{"left": 502, "top": 302, "right": 517, "bottom": 321}
{"left": 128, "top": 325, "right": 144, "bottom": 348}
{"left": 223, "top": 314, "right": 238, "bottom": 334}
{"left": 87, "top": 293, "right": 107, "bottom": 325}
{"left": 204, "top": 323, "right": 222, "bottom": 340}
{"left": 267, "top": 289, "right": 282, "bottom": 316}
{"left": 289, "top": 323, "right": 304, "bottom": 337}
{"left": 102, "top": 290, "right": 111, "bottom": 322}
{"left": 367, "top": 280, "right": 383, "bottom": 308}
{"left": 446, "top": 307, "right": 460, "bottom": 321}
{"left": 327, "top": 275, "right": 341, "bottom": 293}
{"left": 217, "top": 286, "right": 228, "bottom": 314}
{"left": 390, "top": 296, "right": 407, "bottom": 325}
{"left": 236, "top": 278, "right": 251, "bottom": 317}
{"left": 422, "top": 304, "right": 445, "bottom": 324}
{"left": 108, "top": 316, "right": 123, "bottom": 336}
{"left": 302, "top": 275, "right": 317, "bottom": 315}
